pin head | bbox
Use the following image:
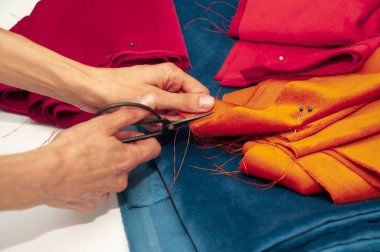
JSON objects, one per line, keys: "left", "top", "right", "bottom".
{"left": 299, "top": 106, "right": 304, "bottom": 112}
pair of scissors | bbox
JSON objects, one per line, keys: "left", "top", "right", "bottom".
{"left": 94, "top": 102, "right": 213, "bottom": 143}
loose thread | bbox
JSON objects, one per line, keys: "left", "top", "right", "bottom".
{"left": 239, "top": 159, "right": 286, "bottom": 191}
{"left": 169, "top": 127, "right": 191, "bottom": 192}
{"left": 173, "top": 128, "right": 180, "bottom": 177}
{"left": 190, "top": 165, "right": 239, "bottom": 175}
{"left": 0, "top": 97, "right": 44, "bottom": 139}
{"left": 193, "top": 134, "right": 248, "bottom": 159}
{"left": 208, "top": 1, "right": 237, "bottom": 10}
{"left": 202, "top": 28, "right": 225, "bottom": 34}
{"left": 184, "top": 17, "right": 234, "bottom": 42}
{"left": 294, "top": 111, "right": 302, "bottom": 134}
{"left": 199, "top": 138, "right": 243, "bottom": 160}
{"left": 221, "top": 20, "right": 230, "bottom": 33}
{"left": 194, "top": 1, "right": 232, "bottom": 23}
{"left": 189, "top": 149, "right": 286, "bottom": 191}
{"left": 40, "top": 127, "right": 59, "bottom": 147}
{"left": 188, "top": 124, "right": 287, "bottom": 191}
{"left": 189, "top": 153, "right": 241, "bottom": 175}
{"left": 10, "top": 13, "right": 22, "bottom": 20}
{"left": 185, "top": 18, "right": 226, "bottom": 32}
{"left": 215, "top": 86, "right": 222, "bottom": 99}
{"left": 1, "top": 118, "right": 30, "bottom": 139}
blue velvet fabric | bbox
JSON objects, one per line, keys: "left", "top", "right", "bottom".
{"left": 118, "top": 161, "right": 195, "bottom": 252}
{"left": 119, "top": 0, "right": 380, "bottom": 251}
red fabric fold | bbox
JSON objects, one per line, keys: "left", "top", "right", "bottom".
{"left": 230, "top": 0, "right": 380, "bottom": 47}
{"left": 217, "top": 0, "right": 380, "bottom": 86}
{"left": 0, "top": 0, "right": 189, "bottom": 127}
{"left": 0, "top": 84, "right": 29, "bottom": 114}
{"left": 216, "top": 38, "right": 380, "bottom": 86}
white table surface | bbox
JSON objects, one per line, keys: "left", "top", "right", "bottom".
{"left": 0, "top": 1, "right": 129, "bottom": 251}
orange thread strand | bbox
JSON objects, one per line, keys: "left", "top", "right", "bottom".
{"left": 169, "top": 127, "right": 191, "bottom": 192}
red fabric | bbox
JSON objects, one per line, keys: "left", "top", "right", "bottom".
{"left": 230, "top": 0, "right": 380, "bottom": 47}
{"left": 217, "top": 0, "right": 380, "bottom": 86}
{"left": 0, "top": 85, "right": 29, "bottom": 114}
{"left": 216, "top": 38, "right": 380, "bottom": 86}
{"left": 0, "top": 0, "right": 189, "bottom": 127}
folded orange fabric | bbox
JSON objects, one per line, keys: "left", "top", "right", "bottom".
{"left": 187, "top": 50, "right": 380, "bottom": 203}
{"left": 190, "top": 72, "right": 380, "bottom": 137}
{"left": 240, "top": 100, "right": 380, "bottom": 203}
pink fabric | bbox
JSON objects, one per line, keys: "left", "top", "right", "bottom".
{"left": 230, "top": 0, "right": 380, "bottom": 47}
{"left": 216, "top": 38, "right": 380, "bottom": 86}
{"left": 217, "top": 0, "right": 380, "bottom": 86}
{"left": 0, "top": 0, "right": 189, "bottom": 127}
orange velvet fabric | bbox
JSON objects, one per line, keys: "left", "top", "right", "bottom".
{"left": 187, "top": 50, "right": 380, "bottom": 203}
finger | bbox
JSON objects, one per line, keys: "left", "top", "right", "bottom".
{"left": 80, "top": 191, "right": 110, "bottom": 203}
{"left": 158, "top": 109, "right": 179, "bottom": 116}
{"left": 114, "top": 130, "right": 143, "bottom": 140}
{"left": 89, "top": 192, "right": 110, "bottom": 204}
{"left": 156, "top": 63, "right": 210, "bottom": 94}
{"left": 155, "top": 89, "right": 214, "bottom": 113}
{"left": 108, "top": 173, "right": 129, "bottom": 192}
{"left": 179, "top": 71, "right": 210, "bottom": 94}
{"left": 73, "top": 201, "right": 97, "bottom": 212}
{"left": 141, "top": 124, "right": 162, "bottom": 132}
{"left": 158, "top": 114, "right": 183, "bottom": 121}
{"left": 93, "top": 93, "right": 157, "bottom": 134}
{"left": 124, "top": 138, "right": 161, "bottom": 171}
{"left": 46, "top": 199, "right": 97, "bottom": 212}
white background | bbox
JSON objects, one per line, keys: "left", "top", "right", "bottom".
{"left": 0, "top": 1, "right": 129, "bottom": 251}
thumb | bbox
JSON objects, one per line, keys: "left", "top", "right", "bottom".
{"left": 155, "top": 89, "right": 215, "bottom": 113}
{"left": 95, "top": 93, "right": 157, "bottom": 134}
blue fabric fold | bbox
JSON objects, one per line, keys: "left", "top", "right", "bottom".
{"left": 118, "top": 161, "right": 195, "bottom": 252}
{"left": 119, "top": 0, "right": 380, "bottom": 251}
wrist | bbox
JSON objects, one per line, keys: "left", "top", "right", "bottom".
{"left": 0, "top": 146, "right": 60, "bottom": 210}
{"left": 68, "top": 66, "right": 109, "bottom": 112}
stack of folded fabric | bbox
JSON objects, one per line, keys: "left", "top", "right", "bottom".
{"left": 0, "top": 0, "right": 189, "bottom": 127}
{"left": 190, "top": 66, "right": 380, "bottom": 203}
{"left": 119, "top": 1, "right": 380, "bottom": 251}
{"left": 187, "top": 0, "right": 380, "bottom": 204}
{"left": 215, "top": 0, "right": 380, "bottom": 86}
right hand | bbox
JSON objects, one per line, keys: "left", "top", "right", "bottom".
{"left": 40, "top": 93, "right": 161, "bottom": 211}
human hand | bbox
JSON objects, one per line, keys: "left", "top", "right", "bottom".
{"left": 65, "top": 63, "right": 214, "bottom": 117}
{"left": 0, "top": 30, "right": 213, "bottom": 118}
{"left": 38, "top": 93, "right": 160, "bottom": 211}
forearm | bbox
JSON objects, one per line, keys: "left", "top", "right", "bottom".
{"left": 0, "top": 28, "right": 103, "bottom": 109}
{"left": 0, "top": 147, "right": 58, "bottom": 210}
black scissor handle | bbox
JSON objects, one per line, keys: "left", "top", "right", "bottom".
{"left": 94, "top": 102, "right": 161, "bottom": 118}
{"left": 121, "top": 131, "right": 163, "bottom": 143}
{"left": 95, "top": 102, "right": 165, "bottom": 143}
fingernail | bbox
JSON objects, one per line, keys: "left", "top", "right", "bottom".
{"left": 137, "top": 93, "right": 156, "bottom": 107}
{"left": 199, "top": 95, "right": 214, "bottom": 109}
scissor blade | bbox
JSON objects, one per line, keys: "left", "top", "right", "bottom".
{"left": 169, "top": 112, "right": 213, "bottom": 128}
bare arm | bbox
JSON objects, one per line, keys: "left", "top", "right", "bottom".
{"left": 0, "top": 94, "right": 160, "bottom": 211}
{"left": 0, "top": 27, "right": 214, "bottom": 211}
{"left": 0, "top": 28, "right": 214, "bottom": 114}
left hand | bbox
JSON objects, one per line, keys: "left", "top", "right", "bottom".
{"left": 64, "top": 63, "right": 215, "bottom": 117}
